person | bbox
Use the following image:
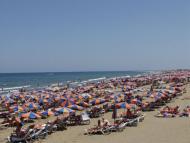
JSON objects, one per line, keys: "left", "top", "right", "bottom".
{"left": 126, "top": 109, "right": 133, "bottom": 119}
{"left": 1, "top": 116, "right": 12, "bottom": 126}
{"left": 101, "top": 117, "right": 110, "bottom": 126}
{"left": 97, "top": 119, "right": 102, "bottom": 128}
{"left": 14, "top": 117, "right": 24, "bottom": 137}
{"left": 173, "top": 106, "right": 179, "bottom": 114}
{"left": 161, "top": 106, "right": 170, "bottom": 113}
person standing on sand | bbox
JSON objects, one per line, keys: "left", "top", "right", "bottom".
{"left": 14, "top": 117, "right": 24, "bottom": 137}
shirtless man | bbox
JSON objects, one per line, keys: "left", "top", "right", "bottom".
{"left": 102, "top": 118, "right": 110, "bottom": 126}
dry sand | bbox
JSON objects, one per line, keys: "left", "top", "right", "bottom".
{"left": 1, "top": 84, "right": 190, "bottom": 143}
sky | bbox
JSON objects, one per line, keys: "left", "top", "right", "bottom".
{"left": 0, "top": 0, "right": 190, "bottom": 73}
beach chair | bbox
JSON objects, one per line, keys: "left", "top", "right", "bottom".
{"left": 137, "top": 113, "right": 145, "bottom": 122}
{"left": 84, "top": 126, "right": 111, "bottom": 135}
{"left": 107, "top": 123, "right": 126, "bottom": 132}
{"left": 56, "top": 120, "right": 67, "bottom": 131}
{"left": 80, "top": 112, "right": 90, "bottom": 125}
{"left": 8, "top": 128, "right": 33, "bottom": 143}
{"left": 29, "top": 125, "right": 48, "bottom": 141}
{"left": 125, "top": 118, "right": 138, "bottom": 127}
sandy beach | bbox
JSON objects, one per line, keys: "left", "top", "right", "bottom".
{"left": 38, "top": 84, "right": 190, "bottom": 143}
{"left": 1, "top": 83, "right": 189, "bottom": 143}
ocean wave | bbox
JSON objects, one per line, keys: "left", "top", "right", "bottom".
{"left": 0, "top": 85, "right": 31, "bottom": 91}
{"left": 80, "top": 77, "right": 106, "bottom": 84}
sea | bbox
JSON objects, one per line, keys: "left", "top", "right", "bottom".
{"left": 0, "top": 71, "right": 147, "bottom": 93}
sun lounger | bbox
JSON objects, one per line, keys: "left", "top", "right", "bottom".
{"left": 80, "top": 112, "right": 90, "bottom": 125}
{"left": 7, "top": 128, "right": 33, "bottom": 143}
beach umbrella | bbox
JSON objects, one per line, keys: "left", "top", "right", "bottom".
{"left": 68, "top": 105, "right": 84, "bottom": 111}
{"left": 81, "top": 93, "right": 92, "bottom": 99}
{"left": 40, "top": 109, "right": 54, "bottom": 116}
{"left": 111, "top": 97, "right": 123, "bottom": 103}
{"left": 116, "top": 102, "right": 131, "bottom": 109}
{"left": 112, "top": 104, "right": 117, "bottom": 122}
{"left": 90, "top": 98, "right": 106, "bottom": 105}
{"left": 109, "top": 94, "right": 118, "bottom": 100}
{"left": 9, "top": 106, "right": 24, "bottom": 112}
{"left": 74, "top": 95, "right": 84, "bottom": 101}
{"left": 55, "top": 107, "right": 75, "bottom": 114}
{"left": 39, "top": 98, "right": 49, "bottom": 104}
{"left": 117, "top": 93, "right": 126, "bottom": 99}
{"left": 5, "top": 98, "right": 15, "bottom": 104}
{"left": 131, "top": 99, "right": 142, "bottom": 105}
{"left": 76, "top": 101, "right": 90, "bottom": 107}
{"left": 21, "top": 112, "right": 41, "bottom": 119}
{"left": 26, "top": 103, "right": 40, "bottom": 110}
{"left": 60, "top": 99, "right": 75, "bottom": 107}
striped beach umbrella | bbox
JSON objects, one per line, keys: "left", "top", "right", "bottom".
{"left": 9, "top": 106, "right": 24, "bottom": 112}
{"left": 39, "top": 98, "right": 49, "bottom": 104}
{"left": 40, "top": 109, "right": 54, "bottom": 116}
{"left": 76, "top": 101, "right": 90, "bottom": 107}
{"left": 21, "top": 112, "right": 41, "bottom": 119}
{"left": 111, "top": 97, "right": 123, "bottom": 103}
{"left": 61, "top": 99, "right": 75, "bottom": 107}
{"left": 116, "top": 102, "right": 131, "bottom": 109}
{"left": 26, "top": 103, "right": 40, "bottom": 110}
{"left": 74, "top": 95, "right": 84, "bottom": 102}
{"left": 90, "top": 98, "right": 106, "bottom": 105}
{"left": 55, "top": 107, "right": 75, "bottom": 114}
{"left": 81, "top": 93, "right": 92, "bottom": 99}
{"left": 68, "top": 105, "right": 84, "bottom": 111}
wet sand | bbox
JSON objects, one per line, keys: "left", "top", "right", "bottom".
{"left": 1, "top": 84, "right": 190, "bottom": 143}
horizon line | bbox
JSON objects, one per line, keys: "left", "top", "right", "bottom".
{"left": 0, "top": 69, "right": 160, "bottom": 74}
{"left": 1, "top": 69, "right": 189, "bottom": 74}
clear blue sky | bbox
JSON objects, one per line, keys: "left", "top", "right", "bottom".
{"left": 0, "top": 0, "right": 190, "bottom": 73}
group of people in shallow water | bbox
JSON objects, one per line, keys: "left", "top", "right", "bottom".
{"left": 156, "top": 105, "right": 190, "bottom": 118}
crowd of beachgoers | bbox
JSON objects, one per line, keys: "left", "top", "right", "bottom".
{"left": 0, "top": 70, "right": 190, "bottom": 143}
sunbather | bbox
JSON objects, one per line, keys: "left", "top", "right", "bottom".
{"left": 1, "top": 116, "right": 12, "bottom": 125}
{"left": 102, "top": 118, "right": 110, "bottom": 126}
{"left": 160, "top": 106, "right": 180, "bottom": 115}
{"left": 179, "top": 106, "right": 190, "bottom": 117}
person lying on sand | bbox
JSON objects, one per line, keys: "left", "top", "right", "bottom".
{"left": 84, "top": 119, "right": 102, "bottom": 135}
{"left": 179, "top": 106, "right": 190, "bottom": 117}
{"left": 1, "top": 116, "right": 12, "bottom": 126}
{"left": 155, "top": 112, "right": 176, "bottom": 118}
{"left": 155, "top": 106, "right": 180, "bottom": 118}
{"left": 160, "top": 106, "right": 180, "bottom": 115}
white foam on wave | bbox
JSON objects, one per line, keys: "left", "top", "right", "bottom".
{"left": 79, "top": 77, "right": 107, "bottom": 85}
{"left": 0, "top": 85, "right": 31, "bottom": 91}
{"left": 87, "top": 77, "right": 106, "bottom": 82}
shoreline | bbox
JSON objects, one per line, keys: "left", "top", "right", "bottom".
{"left": 0, "top": 71, "right": 148, "bottom": 95}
